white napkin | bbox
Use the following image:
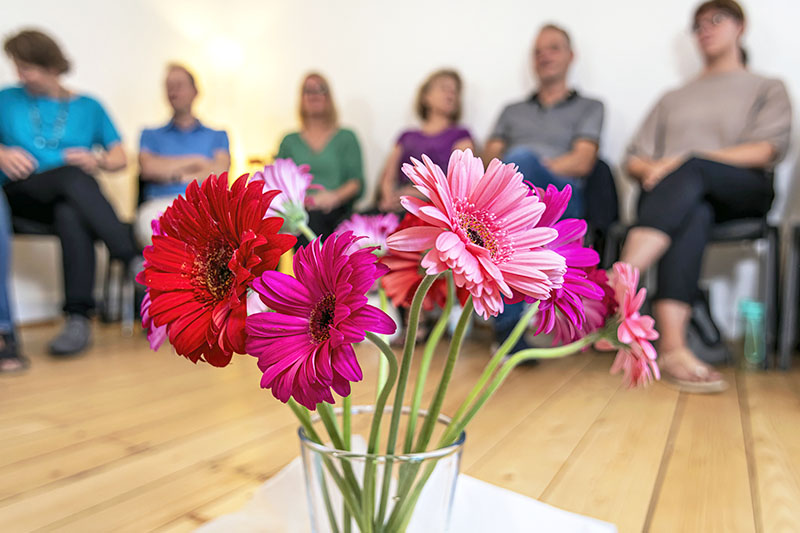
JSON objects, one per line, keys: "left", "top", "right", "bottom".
{"left": 195, "top": 457, "right": 617, "bottom": 533}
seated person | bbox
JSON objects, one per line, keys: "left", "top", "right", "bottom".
{"left": 0, "top": 29, "right": 138, "bottom": 356}
{"left": 483, "top": 23, "right": 604, "bottom": 219}
{"left": 377, "top": 69, "right": 474, "bottom": 213}
{"left": 483, "top": 24, "right": 605, "bottom": 352}
{"left": 620, "top": 0, "right": 791, "bottom": 393}
{"left": 135, "top": 64, "right": 230, "bottom": 246}
{"left": 0, "top": 188, "right": 26, "bottom": 373}
{"left": 276, "top": 73, "right": 364, "bottom": 242}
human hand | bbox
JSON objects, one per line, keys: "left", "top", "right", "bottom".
{"left": 0, "top": 146, "right": 37, "bottom": 180}
{"left": 379, "top": 190, "right": 401, "bottom": 212}
{"left": 308, "top": 190, "right": 340, "bottom": 214}
{"left": 642, "top": 156, "right": 683, "bottom": 191}
{"left": 64, "top": 147, "right": 100, "bottom": 174}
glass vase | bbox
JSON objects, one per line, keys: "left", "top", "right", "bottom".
{"left": 299, "top": 405, "right": 465, "bottom": 533}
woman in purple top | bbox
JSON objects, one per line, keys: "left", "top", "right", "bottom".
{"left": 378, "top": 69, "right": 474, "bottom": 212}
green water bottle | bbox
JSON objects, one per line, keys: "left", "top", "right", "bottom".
{"left": 738, "top": 299, "right": 766, "bottom": 370}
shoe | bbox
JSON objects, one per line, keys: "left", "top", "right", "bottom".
{"left": 49, "top": 315, "right": 92, "bottom": 356}
{"left": 0, "top": 332, "right": 29, "bottom": 374}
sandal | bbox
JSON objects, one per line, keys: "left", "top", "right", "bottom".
{"left": 659, "top": 348, "right": 728, "bottom": 394}
{"left": 0, "top": 353, "right": 30, "bottom": 374}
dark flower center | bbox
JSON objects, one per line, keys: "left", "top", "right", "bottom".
{"left": 195, "top": 242, "right": 235, "bottom": 300}
{"left": 309, "top": 294, "right": 336, "bottom": 344}
{"left": 458, "top": 211, "right": 498, "bottom": 257}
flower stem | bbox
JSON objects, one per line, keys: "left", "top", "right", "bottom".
{"left": 317, "top": 402, "right": 363, "bottom": 504}
{"left": 414, "top": 295, "right": 473, "bottom": 453}
{"left": 363, "top": 331, "right": 400, "bottom": 533}
{"left": 402, "top": 272, "right": 455, "bottom": 454}
{"left": 288, "top": 399, "right": 365, "bottom": 531}
{"left": 440, "top": 332, "right": 600, "bottom": 447}
{"left": 376, "top": 287, "right": 391, "bottom": 402}
{"left": 376, "top": 274, "right": 437, "bottom": 525}
{"left": 341, "top": 395, "right": 352, "bottom": 533}
{"left": 449, "top": 302, "right": 539, "bottom": 428}
{"left": 297, "top": 221, "right": 318, "bottom": 243}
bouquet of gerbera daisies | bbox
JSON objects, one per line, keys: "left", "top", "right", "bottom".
{"left": 138, "top": 151, "right": 658, "bottom": 532}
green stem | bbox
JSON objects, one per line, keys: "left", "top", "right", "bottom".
{"left": 449, "top": 302, "right": 540, "bottom": 427}
{"left": 363, "top": 332, "right": 400, "bottom": 533}
{"left": 440, "top": 332, "right": 600, "bottom": 447}
{"left": 387, "top": 331, "right": 601, "bottom": 532}
{"left": 376, "top": 287, "right": 391, "bottom": 401}
{"left": 297, "top": 221, "right": 318, "bottom": 242}
{"left": 376, "top": 274, "right": 437, "bottom": 525}
{"left": 318, "top": 402, "right": 363, "bottom": 504}
{"left": 402, "top": 273, "right": 455, "bottom": 454}
{"left": 341, "top": 395, "right": 352, "bottom": 533}
{"left": 414, "top": 296, "right": 473, "bottom": 453}
{"left": 288, "top": 399, "right": 365, "bottom": 531}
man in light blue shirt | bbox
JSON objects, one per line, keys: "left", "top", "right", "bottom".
{"left": 135, "top": 64, "right": 230, "bottom": 246}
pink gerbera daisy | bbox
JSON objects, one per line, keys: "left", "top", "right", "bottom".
{"left": 245, "top": 231, "right": 397, "bottom": 410}
{"left": 386, "top": 149, "right": 566, "bottom": 319}
{"left": 336, "top": 213, "right": 400, "bottom": 255}
{"left": 140, "top": 216, "right": 168, "bottom": 351}
{"left": 607, "top": 262, "right": 660, "bottom": 387}
{"left": 249, "top": 158, "right": 320, "bottom": 235}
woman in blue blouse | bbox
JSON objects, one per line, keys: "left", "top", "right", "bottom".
{"left": 0, "top": 30, "right": 138, "bottom": 362}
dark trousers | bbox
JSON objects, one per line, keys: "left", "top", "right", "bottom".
{"left": 636, "top": 157, "right": 773, "bottom": 304}
{"left": 4, "top": 165, "right": 138, "bottom": 317}
{"left": 298, "top": 204, "right": 352, "bottom": 247}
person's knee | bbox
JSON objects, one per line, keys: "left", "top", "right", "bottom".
{"left": 502, "top": 147, "right": 538, "bottom": 166}
{"left": 60, "top": 166, "right": 101, "bottom": 193}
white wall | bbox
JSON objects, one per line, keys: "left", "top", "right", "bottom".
{"left": 3, "top": 0, "right": 799, "bottom": 333}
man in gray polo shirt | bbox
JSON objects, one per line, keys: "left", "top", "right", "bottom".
{"left": 484, "top": 23, "right": 604, "bottom": 219}
{"left": 484, "top": 23, "right": 605, "bottom": 353}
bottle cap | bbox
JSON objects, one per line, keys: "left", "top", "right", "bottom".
{"left": 738, "top": 299, "right": 765, "bottom": 320}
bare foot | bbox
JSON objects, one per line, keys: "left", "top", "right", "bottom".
{"left": 659, "top": 347, "right": 727, "bottom": 393}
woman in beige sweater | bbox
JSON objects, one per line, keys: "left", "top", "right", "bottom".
{"left": 620, "top": 0, "right": 792, "bottom": 393}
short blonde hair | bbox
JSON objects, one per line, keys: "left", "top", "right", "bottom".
{"left": 299, "top": 72, "right": 338, "bottom": 128}
{"left": 415, "top": 69, "right": 462, "bottom": 122}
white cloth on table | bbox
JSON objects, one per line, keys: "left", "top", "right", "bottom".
{"left": 195, "top": 456, "right": 617, "bottom": 533}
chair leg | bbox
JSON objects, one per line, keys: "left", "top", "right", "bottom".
{"left": 121, "top": 269, "right": 135, "bottom": 337}
{"left": 778, "top": 225, "right": 799, "bottom": 370}
{"left": 763, "top": 226, "right": 779, "bottom": 368}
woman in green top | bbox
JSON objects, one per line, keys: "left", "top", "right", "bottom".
{"left": 277, "top": 73, "right": 364, "bottom": 242}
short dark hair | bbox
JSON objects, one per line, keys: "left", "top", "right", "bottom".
{"left": 538, "top": 23, "right": 572, "bottom": 50}
{"left": 693, "top": 0, "right": 747, "bottom": 65}
{"left": 167, "top": 63, "right": 197, "bottom": 91}
{"left": 4, "top": 29, "right": 70, "bottom": 74}
{"left": 415, "top": 69, "right": 463, "bottom": 122}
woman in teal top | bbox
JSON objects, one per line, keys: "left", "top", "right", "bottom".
{"left": 0, "top": 30, "right": 138, "bottom": 360}
{"left": 276, "top": 73, "right": 364, "bottom": 242}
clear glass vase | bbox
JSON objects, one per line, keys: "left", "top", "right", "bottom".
{"left": 299, "top": 405, "right": 465, "bottom": 533}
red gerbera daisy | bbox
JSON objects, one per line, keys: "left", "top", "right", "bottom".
{"left": 137, "top": 174, "right": 296, "bottom": 367}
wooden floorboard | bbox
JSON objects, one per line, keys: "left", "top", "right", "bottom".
{"left": 0, "top": 322, "right": 798, "bottom": 532}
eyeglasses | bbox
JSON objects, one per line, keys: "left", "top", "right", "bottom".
{"left": 303, "top": 87, "right": 328, "bottom": 96}
{"left": 692, "top": 11, "right": 731, "bottom": 33}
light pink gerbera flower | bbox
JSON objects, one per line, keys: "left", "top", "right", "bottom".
{"left": 249, "top": 158, "right": 320, "bottom": 235}
{"left": 606, "top": 262, "right": 660, "bottom": 387}
{"left": 336, "top": 213, "right": 400, "bottom": 255}
{"left": 386, "top": 149, "right": 566, "bottom": 319}
{"left": 245, "top": 232, "right": 397, "bottom": 410}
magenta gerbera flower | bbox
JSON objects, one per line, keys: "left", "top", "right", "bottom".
{"left": 530, "top": 185, "right": 603, "bottom": 343}
{"left": 335, "top": 213, "right": 400, "bottom": 255}
{"left": 245, "top": 231, "right": 397, "bottom": 410}
{"left": 386, "top": 149, "right": 566, "bottom": 319}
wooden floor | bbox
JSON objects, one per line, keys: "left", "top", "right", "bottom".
{"left": 1, "top": 322, "right": 799, "bottom": 533}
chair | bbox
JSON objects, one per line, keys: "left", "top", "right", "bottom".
{"left": 778, "top": 223, "right": 799, "bottom": 369}
{"left": 604, "top": 218, "right": 780, "bottom": 367}
{"left": 11, "top": 215, "right": 135, "bottom": 336}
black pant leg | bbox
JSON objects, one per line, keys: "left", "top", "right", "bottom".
{"left": 656, "top": 202, "right": 714, "bottom": 303}
{"left": 53, "top": 202, "right": 95, "bottom": 316}
{"left": 5, "top": 166, "right": 137, "bottom": 261}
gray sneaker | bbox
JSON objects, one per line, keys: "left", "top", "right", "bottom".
{"left": 49, "top": 315, "right": 92, "bottom": 356}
